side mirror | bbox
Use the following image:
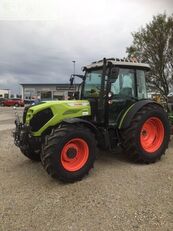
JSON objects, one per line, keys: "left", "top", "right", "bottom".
{"left": 70, "top": 76, "right": 74, "bottom": 86}
{"left": 110, "top": 67, "right": 119, "bottom": 79}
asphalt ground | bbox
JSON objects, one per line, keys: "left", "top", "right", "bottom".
{"left": 0, "top": 107, "right": 173, "bottom": 231}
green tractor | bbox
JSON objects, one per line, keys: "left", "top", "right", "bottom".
{"left": 14, "top": 58, "right": 170, "bottom": 182}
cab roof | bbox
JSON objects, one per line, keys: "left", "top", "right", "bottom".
{"left": 84, "top": 58, "right": 150, "bottom": 71}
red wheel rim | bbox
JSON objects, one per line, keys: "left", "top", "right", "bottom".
{"left": 61, "top": 138, "right": 89, "bottom": 171}
{"left": 140, "top": 117, "right": 164, "bottom": 153}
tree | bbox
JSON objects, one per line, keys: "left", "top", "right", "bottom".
{"left": 126, "top": 13, "right": 173, "bottom": 106}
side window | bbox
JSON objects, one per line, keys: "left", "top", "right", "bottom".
{"left": 137, "top": 70, "right": 147, "bottom": 99}
{"left": 111, "top": 68, "right": 135, "bottom": 98}
{"left": 84, "top": 71, "right": 102, "bottom": 98}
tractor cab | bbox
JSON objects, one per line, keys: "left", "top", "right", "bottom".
{"left": 80, "top": 58, "right": 150, "bottom": 126}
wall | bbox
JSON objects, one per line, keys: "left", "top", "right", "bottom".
{"left": 0, "top": 89, "right": 10, "bottom": 98}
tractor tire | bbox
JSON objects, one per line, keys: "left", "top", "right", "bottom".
{"left": 121, "top": 103, "right": 170, "bottom": 163}
{"left": 41, "top": 125, "right": 96, "bottom": 183}
{"left": 20, "top": 146, "right": 41, "bottom": 161}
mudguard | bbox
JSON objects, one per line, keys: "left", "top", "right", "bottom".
{"left": 117, "top": 100, "right": 163, "bottom": 129}
{"left": 62, "top": 118, "right": 99, "bottom": 138}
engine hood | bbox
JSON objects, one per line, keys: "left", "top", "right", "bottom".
{"left": 25, "top": 100, "right": 91, "bottom": 136}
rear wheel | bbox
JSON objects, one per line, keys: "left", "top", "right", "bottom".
{"left": 121, "top": 104, "right": 170, "bottom": 163}
{"left": 41, "top": 125, "right": 96, "bottom": 182}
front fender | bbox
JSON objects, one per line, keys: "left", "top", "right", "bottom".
{"left": 62, "top": 118, "right": 99, "bottom": 138}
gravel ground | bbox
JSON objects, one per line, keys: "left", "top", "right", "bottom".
{"left": 0, "top": 107, "right": 173, "bottom": 231}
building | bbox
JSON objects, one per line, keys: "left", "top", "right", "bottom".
{"left": 0, "top": 89, "right": 10, "bottom": 98}
{"left": 20, "top": 83, "right": 77, "bottom": 100}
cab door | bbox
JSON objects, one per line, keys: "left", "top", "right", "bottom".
{"left": 108, "top": 68, "right": 136, "bottom": 125}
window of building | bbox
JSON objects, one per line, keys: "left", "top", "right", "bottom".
{"left": 41, "top": 91, "right": 52, "bottom": 100}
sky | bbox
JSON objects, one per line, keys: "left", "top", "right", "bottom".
{"left": 0, "top": 0, "right": 173, "bottom": 94}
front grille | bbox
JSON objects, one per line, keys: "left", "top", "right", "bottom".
{"left": 30, "top": 108, "right": 53, "bottom": 132}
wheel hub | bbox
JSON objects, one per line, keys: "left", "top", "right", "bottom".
{"left": 67, "top": 148, "right": 77, "bottom": 159}
{"left": 61, "top": 138, "right": 89, "bottom": 172}
{"left": 141, "top": 130, "right": 147, "bottom": 137}
{"left": 140, "top": 117, "right": 164, "bottom": 153}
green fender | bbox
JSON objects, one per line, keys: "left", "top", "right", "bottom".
{"left": 62, "top": 118, "right": 99, "bottom": 138}
{"left": 117, "top": 100, "right": 163, "bottom": 129}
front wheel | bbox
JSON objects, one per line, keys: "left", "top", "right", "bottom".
{"left": 121, "top": 104, "right": 170, "bottom": 163}
{"left": 20, "top": 146, "right": 41, "bottom": 161}
{"left": 41, "top": 125, "right": 96, "bottom": 182}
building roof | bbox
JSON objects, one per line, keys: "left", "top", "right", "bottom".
{"left": 20, "top": 83, "right": 70, "bottom": 86}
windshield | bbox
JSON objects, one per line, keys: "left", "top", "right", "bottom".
{"left": 83, "top": 69, "right": 102, "bottom": 98}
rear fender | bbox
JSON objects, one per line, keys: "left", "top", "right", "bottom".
{"left": 117, "top": 100, "right": 163, "bottom": 129}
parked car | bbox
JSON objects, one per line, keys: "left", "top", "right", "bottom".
{"left": 24, "top": 99, "right": 36, "bottom": 105}
{"left": 2, "top": 98, "right": 24, "bottom": 107}
{"left": 24, "top": 99, "right": 42, "bottom": 106}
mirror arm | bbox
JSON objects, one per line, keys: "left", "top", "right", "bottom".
{"left": 71, "top": 74, "right": 84, "bottom": 80}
